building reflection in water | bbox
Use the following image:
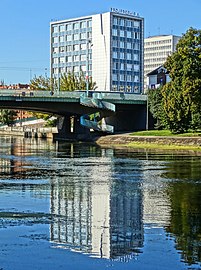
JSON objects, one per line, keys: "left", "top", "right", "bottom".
{"left": 50, "top": 148, "right": 143, "bottom": 261}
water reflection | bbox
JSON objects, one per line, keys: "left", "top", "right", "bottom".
{"left": 50, "top": 152, "right": 144, "bottom": 261}
{"left": 0, "top": 136, "right": 201, "bottom": 267}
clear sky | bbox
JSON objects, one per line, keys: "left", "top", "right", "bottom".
{"left": 0, "top": 0, "right": 200, "bottom": 84}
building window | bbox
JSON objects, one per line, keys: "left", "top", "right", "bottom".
{"left": 74, "top": 55, "right": 79, "bottom": 62}
{"left": 127, "top": 42, "right": 132, "bottom": 49}
{"left": 81, "top": 65, "right": 86, "bottom": 71}
{"left": 67, "top": 56, "right": 72, "bottom": 62}
{"left": 53, "top": 47, "right": 59, "bottom": 54}
{"left": 112, "top": 74, "right": 118, "bottom": 81}
{"left": 120, "top": 63, "right": 125, "bottom": 70}
{"left": 80, "top": 32, "right": 86, "bottom": 40}
{"left": 73, "top": 44, "right": 79, "bottom": 51}
{"left": 87, "top": 32, "right": 92, "bottom": 39}
{"left": 80, "top": 54, "right": 86, "bottom": 61}
{"left": 134, "top": 64, "right": 139, "bottom": 71}
{"left": 73, "top": 22, "right": 79, "bottom": 30}
{"left": 74, "top": 66, "right": 79, "bottom": 72}
{"left": 80, "top": 21, "right": 87, "bottom": 28}
{"left": 113, "top": 17, "right": 118, "bottom": 25}
{"left": 120, "top": 30, "right": 125, "bottom": 37}
{"left": 53, "top": 37, "right": 58, "bottom": 43}
{"left": 134, "top": 21, "right": 140, "bottom": 27}
{"left": 127, "top": 75, "right": 132, "bottom": 81}
{"left": 66, "top": 35, "right": 72, "bottom": 42}
{"left": 134, "top": 32, "right": 139, "bottom": 39}
{"left": 134, "top": 54, "right": 139, "bottom": 61}
{"left": 113, "top": 51, "right": 118, "bottom": 58}
{"left": 59, "top": 25, "right": 65, "bottom": 32}
{"left": 120, "top": 74, "right": 125, "bottom": 81}
{"left": 59, "top": 36, "right": 64, "bottom": 42}
{"left": 134, "top": 43, "right": 139, "bottom": 50}
{"left": 119, "top": 19, "right": 125, "bottom": 26}
{"left": 113, "top": 40, "right": 118, "bottom": 47}
{"left": 80, "top": 43, "right": 86, "bottom": 50}
{"left": 66, "top": 24, "right": 72, "bottom": 31}
{"left": 127, "top": 63, "right": 132, "bottom": 71}
{"left": 53, "top": 58, "right": 58, "bottom": 64}
{"left": 113, "top": 62, "right": 118, "bottom": 69}
{"left": 134, "top": 75, "right": 139, "bottom": 82}
{"left": 127, "top": 20, "right": 132, "bottom": 27}
{"left": 59, "top": 57, "right": 65, "bottom": 63}
{"left": 120, "top": 52, "right": 125, "bottom": 59}
{"left": 87, "top": 20, "right": 92, "bottom": 28}
{"left": 127, "top": 31, "right": 132, "bottom": 38}
{"left": 127, "top": 53, "right": 132, "bottom": 60}
{"left": 112, "top": 29, "right": 118, "bottom": 36}
{"left": 120, "top": 41, "right": 125, "bottom": 48}
{"left": 73, "top": 33, "right": 79, "bottom": 40}
{"left": 59, "top": 46, "right": 65, "bottom": 52}
{"left": 53, "top": 26, "right": 58, "bottom": 33}
{"left": 66, "top": 45, "right": 72, "bottom": 52}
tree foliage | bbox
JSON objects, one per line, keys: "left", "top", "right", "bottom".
{"left": 148, "top": 86, "right": 167, "bottom": 129}
{"left": 30, "top": 71, "right": 97, "bottom": 92}
{"left": 60, "top": 71, "right": 97, "bottom": 91}
{"left": 148, "top": 28, "right": 201, "bottom": 133}
{"left": 162, "top": 27, "right": 201, "bottom": 133}
{"left": 0, "top": 109, "right": 17, "bottom": 125}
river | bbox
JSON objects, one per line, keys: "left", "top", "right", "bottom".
{"left": 0, "top": 135, "right": 201, "bottom": 270}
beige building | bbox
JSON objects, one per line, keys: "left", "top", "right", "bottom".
{"left": 144, "top": 35, "right": 180, "bottom": 89}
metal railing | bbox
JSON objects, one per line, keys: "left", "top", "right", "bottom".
{"left": 80, "top": 116, "right": 114, "bottom": 133}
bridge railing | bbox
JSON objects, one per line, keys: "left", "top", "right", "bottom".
{"left": 0, "top": 89, "right": 147, "bottom": 102}
{"left": 80, "top": 94, "right": 115, "bottom": 112}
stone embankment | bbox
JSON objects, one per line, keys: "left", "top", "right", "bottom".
{"left": 0, "top": 126, "right": 58, "bottom": 139}
{"left": 95, "top": 134, "right": 201, "bottom": 147}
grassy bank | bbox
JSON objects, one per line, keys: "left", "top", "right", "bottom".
{"left": 130, "top": 130, "right": 201, "bottom": 137}
{"left": 124, "top": 142, "right": 201, "bottom": 152}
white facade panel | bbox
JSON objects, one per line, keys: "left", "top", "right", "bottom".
{"left": 92, "top": 13, "right": 111, "bottom": 90}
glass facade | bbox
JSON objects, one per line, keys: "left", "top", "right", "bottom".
{"left": 51, "top": 18, "right": 92, "bottom": 78}
{"left": 111, "top": 15, "right": 143, "bottom": 93}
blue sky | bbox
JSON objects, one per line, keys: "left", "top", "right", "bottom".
{"left": 0, "top": 0, "right": 200, "bottom": 84}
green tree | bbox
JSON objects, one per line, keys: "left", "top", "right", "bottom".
{"left": 0, "top": 109, "right": 17, "bottom": 125}
{"left": 60, "top": 71, "right": 97, "bottom": 91}
{"left": 148, "top": 86, "right": 167, "bottom": 129}
{"left": 162, "top": 27, "right": 201, "bottom": 133}
{"left": 30, "top": 75, "right": 52, "bottom": 90}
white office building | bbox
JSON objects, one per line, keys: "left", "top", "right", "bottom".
{"left": 144, "top": 35, "right": 181, "bottom": 89}
{"left": 50, "top": 8, "right": 144, "bottom": 93}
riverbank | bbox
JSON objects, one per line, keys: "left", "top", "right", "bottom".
{"left": 94, "top": 133, "right": 201, "bottom": 152}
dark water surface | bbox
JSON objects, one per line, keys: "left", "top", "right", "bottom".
{"left": 0, "top": 135, "right": 201, "bottom": 270}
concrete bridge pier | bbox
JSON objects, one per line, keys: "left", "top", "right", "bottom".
{"left": 56, "top": 115, "right": 91, "bottom": 141}
{"left": 73, "top": 116, "right": 91, "bottom": 140}
{"left": 56, "top": 115, "right": 71, "bottom": 139}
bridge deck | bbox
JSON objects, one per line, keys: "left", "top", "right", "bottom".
{"left": 0, "top": 89, "right": 147, "bottom": 105}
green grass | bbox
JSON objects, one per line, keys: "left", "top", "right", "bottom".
{"left": 126, "top": 142, "right": 201, "bottom": 152}
{"left": 130, "top": 130, "right": 201, "bottom": 137}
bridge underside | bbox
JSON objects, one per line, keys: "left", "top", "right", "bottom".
{"left": 0, "top": 96, "right": 147, "bottom": 140}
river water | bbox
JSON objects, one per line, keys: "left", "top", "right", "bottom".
{"left": 0, "top": 135, "right": 201, "bottom": 270}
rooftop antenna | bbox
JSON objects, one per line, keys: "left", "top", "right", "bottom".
{"left": 158, "top": 27, "right": 160, "bottom": 35}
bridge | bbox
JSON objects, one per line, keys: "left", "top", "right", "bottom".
{"left": 0, "top": 89, "right": 147, "bottom": 140}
